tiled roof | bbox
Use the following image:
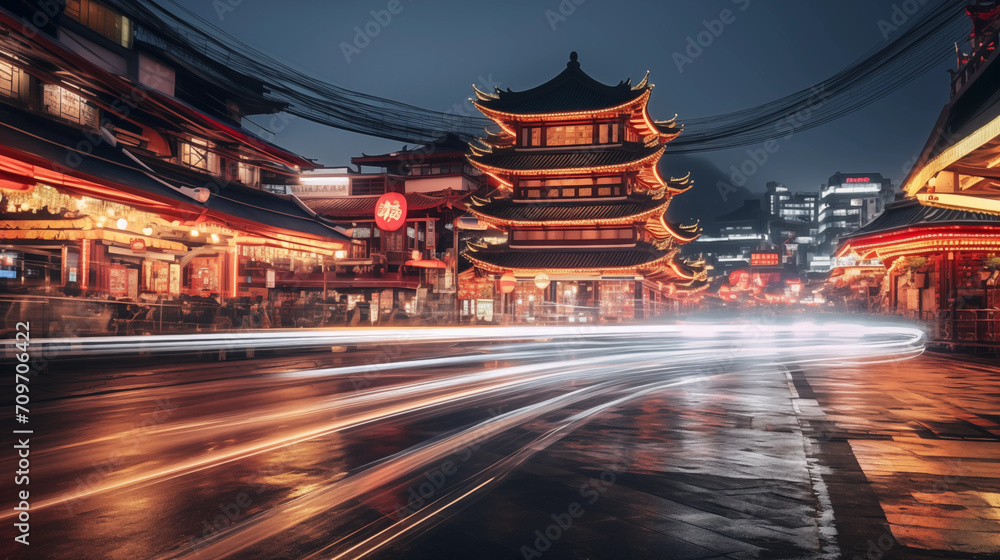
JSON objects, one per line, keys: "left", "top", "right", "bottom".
{"left": 0, "top": 104, "right": 347, "bottom": 242}
{"left": 471, "top": 195, "right": 665, "bottom": 223}
{"left": 843, "top": 199, "right": 1000, "bottom": 240}
{"left": 475, "top": 53, "right": 648, "bottom": 114}
{"left": 305, "top": 191, "right": 466, "bottom": 218}
{"left": 470, "top": 143, "right": 661, "bottom": 172}
{"left": 352, "top": 133, "right": 470, "bottom": 165}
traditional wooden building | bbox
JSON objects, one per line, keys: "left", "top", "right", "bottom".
{"left": 837, "top": 2, "right": 1000, "bottom": 345}
{"left": 463, "top": 52, "right": 706, "bottom": 323}
{"left": 0, "top": 0, "right": 347, "bottom": 306}
{"left": 302, "top": 134, "right": 483, "bottom": 320}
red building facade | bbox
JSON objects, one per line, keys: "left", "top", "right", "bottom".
{"left": 837, "top": 2, "right": 1000, "bottom": 345}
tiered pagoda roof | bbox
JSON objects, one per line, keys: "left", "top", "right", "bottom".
{"left": 475, "top": 58, "right": 648, "bottom": 115}
{"left": 462, "top": 53, "right": 707, "bottom": 296}
{"left": 474, "top": 52, "right": 682, "bottom": 138}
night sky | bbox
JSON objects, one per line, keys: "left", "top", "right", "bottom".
{"left": 174, "top": 0, "right": 957, "bottom": 203}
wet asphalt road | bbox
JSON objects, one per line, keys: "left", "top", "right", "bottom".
{"left": 2, "top": 322, "right": 998, "bottom": 560}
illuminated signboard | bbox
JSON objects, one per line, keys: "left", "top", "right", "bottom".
{"left": 845, "top": 177, "right": 870, "bottom": 183}
{"left": 750, "top": 253, "right": 780, "bottom": 267}
{"left": 291, "top": 183, "right": 349, "bottom": 197}
{"left": 374, "top": 192, "right": 407, "bottom": 232}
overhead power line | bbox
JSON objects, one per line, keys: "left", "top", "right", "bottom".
{"left": 103, "top": 0, "right": 971, "bottom": 152}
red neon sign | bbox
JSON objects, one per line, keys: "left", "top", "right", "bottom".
{"left": 845, "top": 177, "right": 870, "bottom": 183}
{"left": 374, "top": 192, "right": 406, "bottom": 232}
{"left": 751, "top": 253, "right": 780, "bottom": 267}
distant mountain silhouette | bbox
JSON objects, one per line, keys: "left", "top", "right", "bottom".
{"left": 662, "top": 154, "right": 758, "bottom": 234}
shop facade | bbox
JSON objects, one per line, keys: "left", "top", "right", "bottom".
{"left": 836, "top": 6, "right": 1000, "bottom": 345}
{"left": 0, "top": 1, "right": 348, "bottom": 334}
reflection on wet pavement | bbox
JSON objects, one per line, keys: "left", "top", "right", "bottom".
{"left": 803, "top": 355, "right": 1000, "bottom": 555}
{"left": 3, "top": 322, "right": 998, "bottom": 559}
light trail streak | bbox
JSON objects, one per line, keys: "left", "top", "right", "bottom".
{"left": 8, "top": 319, "right": 925, "bottom": 559}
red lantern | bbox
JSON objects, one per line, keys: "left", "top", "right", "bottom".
{"left": 499, "top": 273, "right": 516, "bottom": 293}
{"left": 728, "top": 269, "right": 750, "bottom": 290}
{"left": 374, "top": 192, "right": 406, "bottom": 232}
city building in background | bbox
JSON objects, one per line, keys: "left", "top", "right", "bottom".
{"left": 463, "top": 52, "right": 708, "bottom": 323}
{"left": 836, "top": 2, "right": 1000, "bottom": 345}
{"left": 766, "top": 181, "right": 819, "bottom": 270}
{"left": 684, "top": 199, "right": 773, "bottom": 275}
{"left": 815, "top": 172, "right": 894, "bottom": 264}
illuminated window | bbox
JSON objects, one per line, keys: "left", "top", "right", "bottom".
{"left": 519, "top": 177, "right": 622, "bottom": 199}
{"left": 512, "top": 229, "right": 632, "bottom": 243}
{"left": 237, "top": 162, "right": 258, "bottom": 186}
{"left": 520, "top": 127, "right": 541, "bottom": 147}
{"left": 42, "top": 84, "right": 98, "bottom": 128}
{"left": 547, "top": 177, "right": 594, "bottom": 186}
{"left": 0, "top": 61, "right": 27, "bottom": 101}
{"left": 597, "top": 123, "right": 619, "bottom": 144}
{"left": 179, "top": 139, "right": 220, "bottom": 174}
{"left": 64, "top": 0, "right": 132, "bottom": 48}
{"left": 546, "top": 124, "right": 593, "bottom": 146}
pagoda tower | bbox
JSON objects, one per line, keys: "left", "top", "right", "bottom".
{"left": 464, "top": 52, "right": 706, "bottom": 322}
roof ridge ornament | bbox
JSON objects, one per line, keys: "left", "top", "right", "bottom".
{"left": 567, "top": 51, "right": 580, "bottom": 69}
{"left": 633, "top": 71, "right": 650, "bottom": 90}
{"left": 472, "top": 84, "right": 499, "bottom": 101}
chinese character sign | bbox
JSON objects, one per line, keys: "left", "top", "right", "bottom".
{"left": 374, "top": 192, "right": 407, "bottom": 232}
{"left": 750, "top": 252, "right": 780, "bottom": 267}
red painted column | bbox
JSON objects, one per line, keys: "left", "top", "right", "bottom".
{"left": 80, "top": 239, "right": 91, "bottom": 290}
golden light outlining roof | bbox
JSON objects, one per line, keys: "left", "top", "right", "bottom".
{"left": 474, "top": 89, "right": 653, "bottom": 125}
{"left": 462, "top": 54, "right": 706, "bottom": 297}
{"left": 463, "top": 246, "right": 683, "bottom": 277}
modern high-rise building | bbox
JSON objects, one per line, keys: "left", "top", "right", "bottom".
{"left": 818, "top": 172, "right": 894, "bottom": 252}
{"left": 765, "top": 182, "right": 819, "bottom": 269}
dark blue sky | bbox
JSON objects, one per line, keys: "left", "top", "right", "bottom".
{"left": 176, "top": 0, "right": 957, "bottom": 194}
